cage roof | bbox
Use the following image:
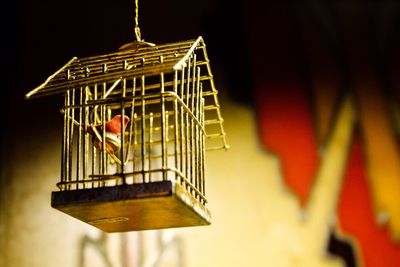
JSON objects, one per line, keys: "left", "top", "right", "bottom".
{"left": 25, "top": 36, "right": 229, "bottom": 151}
{"left": 26, "top": 37, "right": 208, "bottom": 99}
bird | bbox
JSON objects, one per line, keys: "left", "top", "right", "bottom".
{"left": 87, "top": 114, "right": 130, "bottom": 155}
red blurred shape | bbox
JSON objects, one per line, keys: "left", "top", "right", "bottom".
{"left": 256, "top": 83, "right": 319, "bottom": 206}
{"left": 338, "top": 133, "right": 400, "bottom": 266}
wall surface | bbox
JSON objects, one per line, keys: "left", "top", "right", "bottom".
{"left": 2, "top": 1, "right": 400, "bottom": 267}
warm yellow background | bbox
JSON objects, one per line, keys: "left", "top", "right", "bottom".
{"left": 1, "top": 93, "right": 356, "bottom": 267}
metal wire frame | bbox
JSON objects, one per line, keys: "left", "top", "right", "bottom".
{"left": 58, "top": 61, "right": 208, "bottom": 205}
{"left": 26, "top": 37, "right": 227, "bottom": 206}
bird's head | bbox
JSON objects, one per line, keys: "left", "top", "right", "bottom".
{"left": 106, "top": 114, "right": 130, "bottom": 135}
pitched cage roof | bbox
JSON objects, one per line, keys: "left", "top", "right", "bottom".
{"left": 27, "top": 37, "right": 210, "bottom": 98}
{"left": 26, "top": 36, "right": 228, "bottom": 151}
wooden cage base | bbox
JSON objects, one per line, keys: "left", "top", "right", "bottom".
{"left": 51, "top": 181, "right": 211, "bottom": 232}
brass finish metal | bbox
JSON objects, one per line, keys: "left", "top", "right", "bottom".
{"left": 26, "top": 37, "right": 227, "bottom": 232}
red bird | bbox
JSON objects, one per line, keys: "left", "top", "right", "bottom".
{"left": 87, "top": 115, "right": 130, "bottom": 155}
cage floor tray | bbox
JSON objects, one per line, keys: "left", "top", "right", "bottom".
{"left": 51, "top": 181, "right": 211, "bottom": 232}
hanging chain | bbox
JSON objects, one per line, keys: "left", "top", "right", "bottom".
{"left": 134, "top": 0, "right": 142, "bottom": 41}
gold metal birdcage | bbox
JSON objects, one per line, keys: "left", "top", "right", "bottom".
{"left": 25, "top": 37, "right": 228, "bottom": 232}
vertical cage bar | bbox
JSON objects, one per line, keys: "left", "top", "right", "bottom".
{"left": 105, "top": 107, "right": 111, "bottom": 175}
{"left": 125, "top": 78, "right": 135, "bottom": 166}
{"left": 130, "top": 78, "right": 137, "bottom": 175}
{"left": 185, "top": 56, "right": 192, "bottom": 186}
{"left": 120, "top": 78, "right": 127, "bottom": 183}
{"left": 197, "top": 85, "right": 202, "bottom": 197}
{"left": 83, "top": 86, "right": 89, "bottom": 187}
{"left": 160, "top": 56, "right": 167, "bottom": 180}
{"left": 133, "top": 113, "right": 138, "bottom": 176}
{"left": 179, "top": 68, "right": 186, "bottom": 184}
{"left": 173, "top": 70, "right": 179, "bottom": 181}
{"left": 66, "top": 91, "right": 70, "bottom": 189}
{"left": 61, "top": 93, "right": 68, "bottom": 187}
{"left": 194, "top": 66, "right": 201, "bottom": 195}
{"left": 148, "top": 112, "right": 153, "bottom": 182}
{"left": 165, "top": 111, "right": 170, "bottom": 180}
{"left": 190, "top": 55, "right": 197, "bottom": 191}
{"left": 76, "top": 87, "right": 83, "bottom": 189}
{"left": 197, "top": 86, "right": 202, "bottom": 195}
{"left": 141, "top": 60, "right": 146, "bottom": 183}
{"left": 201, "top": 95, "right": 206, "bottom": 202}
{"left": 69, "top": 89, "right": 75, "bottom": 189}
{"left": 92, "top": 85, "right": 98, "bottom": 188}
{"left": 101, "top": 83, "right": 107, "bottom": 181}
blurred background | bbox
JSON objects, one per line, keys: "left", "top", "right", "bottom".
{"left": 2, "top": 0, "right": 400, "bottom": 266}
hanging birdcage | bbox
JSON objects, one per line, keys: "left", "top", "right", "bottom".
{"left": 25, "top": 36, "right": 228, "bottom": 232}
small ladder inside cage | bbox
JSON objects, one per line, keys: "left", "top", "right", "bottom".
{"left": 26, "top": 37, "right": 228, "bottom": 232}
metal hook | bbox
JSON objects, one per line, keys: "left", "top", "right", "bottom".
{"left": 118, "top": 0, "right": 155, "bottom": 50}
{"left": 134, "top": 26, "right": 142, "bottom": 42}
{"left": 134, "top": 0, "right": 142, "bottom": 41}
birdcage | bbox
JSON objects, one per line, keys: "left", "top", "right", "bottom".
{"left": 25, "top": 37, "right": 228, "bottom": 232}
